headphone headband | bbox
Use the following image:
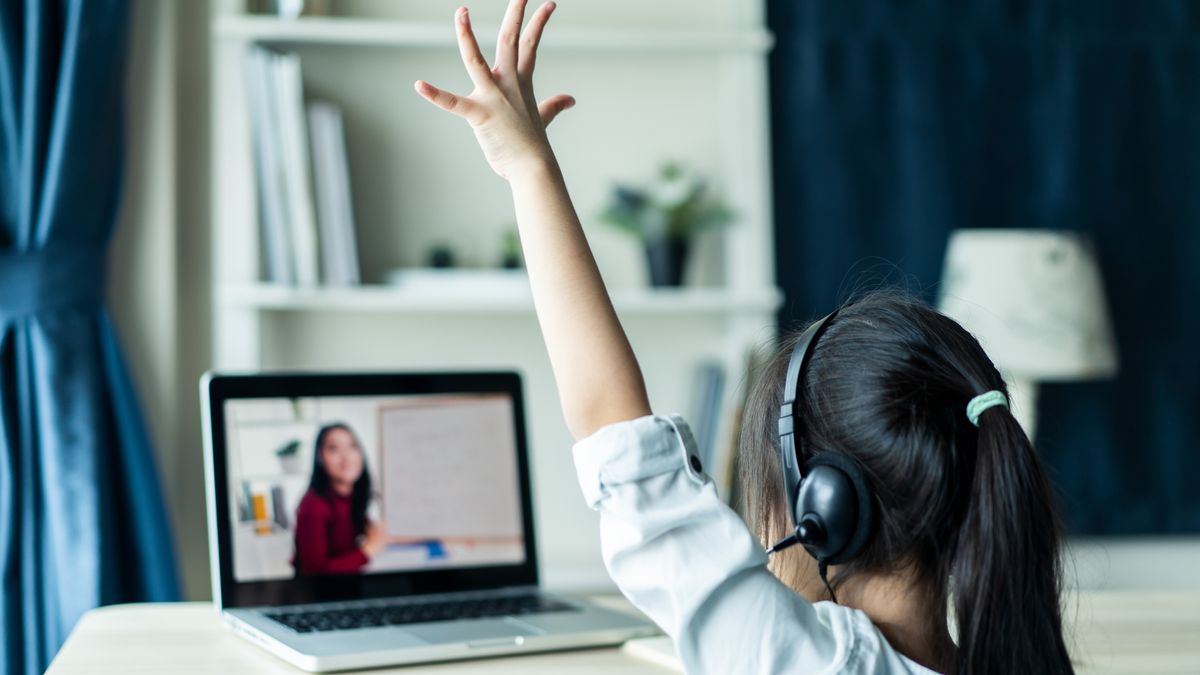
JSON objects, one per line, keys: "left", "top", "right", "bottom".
{"left": 778, "top": 309, "right": 840, "bottom": 520}
{"left": 781, "top": 310, "right": 840, "bottom": 419}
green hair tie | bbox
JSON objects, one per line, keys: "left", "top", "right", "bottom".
{"left": 967, "top": 390, "right": 1009, "bottom": 427}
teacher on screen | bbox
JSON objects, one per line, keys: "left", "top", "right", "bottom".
{"left": 292, "top": 423, "right": 386, "bottom": 575}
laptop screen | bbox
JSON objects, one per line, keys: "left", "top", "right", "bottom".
{"left": 223, "top": 393, "right": 526, "bottom": 583}
{"left": 205, "top": 372, "right": 538, "bottom": 608}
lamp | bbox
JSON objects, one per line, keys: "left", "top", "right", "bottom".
{"left": 937, "top": 229, "right": 1118, "bottom": 437}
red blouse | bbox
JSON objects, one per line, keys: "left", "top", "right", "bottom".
{"left": 292, "top": 489, "right": 368, "bottom": 575}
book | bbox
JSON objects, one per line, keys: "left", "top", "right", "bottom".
{"left": 245, "top": 48, "right": 294, "bottom": 284}
{"left": 688, "top": 361, "right": 726, "bottom": 472}
{"left": 245, "top": 46, "right": 321, "bottom": 287}
{"left": 307, "top": 102, "right": 361, "bottom": 285}
{"left": 271, "top": 485, "right": 290, "bottom": 529}
{"left": 272, "top": 50, "right": 320, "bottom": 287}
{"left": 719, "top": 346, "right": 768, "bottom": 515}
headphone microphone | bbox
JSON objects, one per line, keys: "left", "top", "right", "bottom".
{"left": 766, "top": 514, "right": 824, "bottom": 555}
{"left": 768, "top": 309, "right": 875, "bottom": 598}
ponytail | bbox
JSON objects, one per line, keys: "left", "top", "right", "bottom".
{"left": 738, "top": 291, "right": 1076, "bottom": 675}
{"left": 952, "top": 402, "right": 1073, "bottom": 675}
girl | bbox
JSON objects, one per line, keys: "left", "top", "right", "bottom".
{"left": 292, "top": 423, "right": 387, "bottom": 575}
{"left": 415, "top": 3, "right": 1073, "bottom": 672}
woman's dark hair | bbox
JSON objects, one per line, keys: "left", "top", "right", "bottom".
{"left": 309, "top": 423, "right": 372, "bottom": 536}
{"left": 741, "top": 291, "right": 1072, "bottom": 675}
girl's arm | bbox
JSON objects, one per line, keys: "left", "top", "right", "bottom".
{"left": 414, "top": 12, "right": 882, "bottom": 673}
{"left": 414, "top": 1, "right": 650, "bottom": 440}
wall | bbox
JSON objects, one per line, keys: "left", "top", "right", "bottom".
{"left": 174, "top": 0, "right": 217, "bottom": 602}
{"left": 109, "top": 0, "right": 214, "bottom": 601}
{"left": 108, "top": 0, "right": 183, "bottom": 588}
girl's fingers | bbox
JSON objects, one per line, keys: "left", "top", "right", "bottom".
{"left": 494, "top": 0, "right": 528, "bottom": 75}
{"left": 518, "top": 1, "right": 555, "bottom": 79}
{"left": 414, "top": 80, "right": 484, "bottom": 123}
{"left": 538, "top": 94, "right": 575, "bottom": 126}
{"left": 455, "top": 8, "right": 494, "bottom": 89}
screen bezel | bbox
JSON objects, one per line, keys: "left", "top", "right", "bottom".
{"left": 204, "top": 371, "right": 539, "bottom": 609}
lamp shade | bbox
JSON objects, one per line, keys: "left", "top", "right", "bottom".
{"left": 937, "top": 229, "right": 1118, "bottom": 381}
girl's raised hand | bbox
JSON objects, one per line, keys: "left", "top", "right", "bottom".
{"left": 417, "top": 1, "right": 650, "bottom": 438}
{"left": 414, "top": 1, "right": 574, "bottom": 180}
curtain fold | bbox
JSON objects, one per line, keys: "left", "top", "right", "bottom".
{"left": 0, "top": 2, "right": 180, "bottom": 673}
{"left": 768, "top": 0, "right": 1200, "bottom": 534}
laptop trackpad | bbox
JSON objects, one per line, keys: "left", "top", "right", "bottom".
{"left": 406, "top": 618, "right": 542, "bottom": 645}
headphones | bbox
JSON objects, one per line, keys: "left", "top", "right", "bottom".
{"left": 768, "top": 309, "right": 875, "bottom": 574}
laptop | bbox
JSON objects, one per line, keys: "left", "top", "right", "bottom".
{"left": 201, "top": 371, "right": 658, "bottom": 671}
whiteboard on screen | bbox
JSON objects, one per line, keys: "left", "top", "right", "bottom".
{"left": 379, "top": 396, "right": 522, "bottom": 539}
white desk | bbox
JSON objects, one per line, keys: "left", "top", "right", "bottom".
{"left": 47, "top": 596, "right": 669, "bottom": 675}
{"left": 47, "top": 592, "right": 1200, "bottom": 673}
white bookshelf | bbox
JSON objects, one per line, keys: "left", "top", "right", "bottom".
{"left": 210, "top": 0, "right": 778, "bottom": 590}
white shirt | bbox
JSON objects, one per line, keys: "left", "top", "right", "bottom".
{"left": 573, "top": 414, "right": 938, "bottom": 675}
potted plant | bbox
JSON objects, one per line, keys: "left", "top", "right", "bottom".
{"left": 499, "top": 229, "right": 523, "bottom": 269}
{"left": 599, "top": 163, "right": 732, "bottom": 287}
{"left": 276, "top": 439, "right": 303, "bottom": 475}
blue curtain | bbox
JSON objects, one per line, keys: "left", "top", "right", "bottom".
{"left": 768, "top": 0, "right": 1200, "bottom": 534}
{"left": 0, "top": 1, "right": 180, "bottom": 672}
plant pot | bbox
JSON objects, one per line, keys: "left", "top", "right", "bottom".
{"left": 644, "top": 238, "right": 689, "bottom": 287}
{"left": 278, "top": 454, "right": 302, "bottom": 476}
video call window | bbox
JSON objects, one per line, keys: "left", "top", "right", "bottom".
{"left": 224, "top": 393, "right": 525, "bottom": 583}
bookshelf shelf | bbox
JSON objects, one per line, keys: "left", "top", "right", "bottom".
{"left": 218, "top": 282, "right": 783, "bottom": 315}
{"left": 213, "top": 16, "right": 774, "bottom": 52}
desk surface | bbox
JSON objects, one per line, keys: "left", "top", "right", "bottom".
{"left": 48, "top": 592, "right": 1200, "bottom": 673}
{"left": 47, "top": 596, "right": 670, "bottom": 675}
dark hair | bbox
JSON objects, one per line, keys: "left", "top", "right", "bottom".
{"left": 741, "top": 291, "right": 1072, "bottom": 675}
{"left": 309, "top": 423, "right": 372, "bottom": 536}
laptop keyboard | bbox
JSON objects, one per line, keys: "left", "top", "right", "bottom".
{"left": 265, "top": 591, "right": 579, "bottom": 633}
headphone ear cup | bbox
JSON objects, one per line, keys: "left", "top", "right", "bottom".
{"left": 794, "top": 453, "right": 875, "bottom": 565}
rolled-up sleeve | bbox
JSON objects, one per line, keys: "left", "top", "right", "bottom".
{"left": 573, "top": 415, "right": 865, "bottom": 675}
